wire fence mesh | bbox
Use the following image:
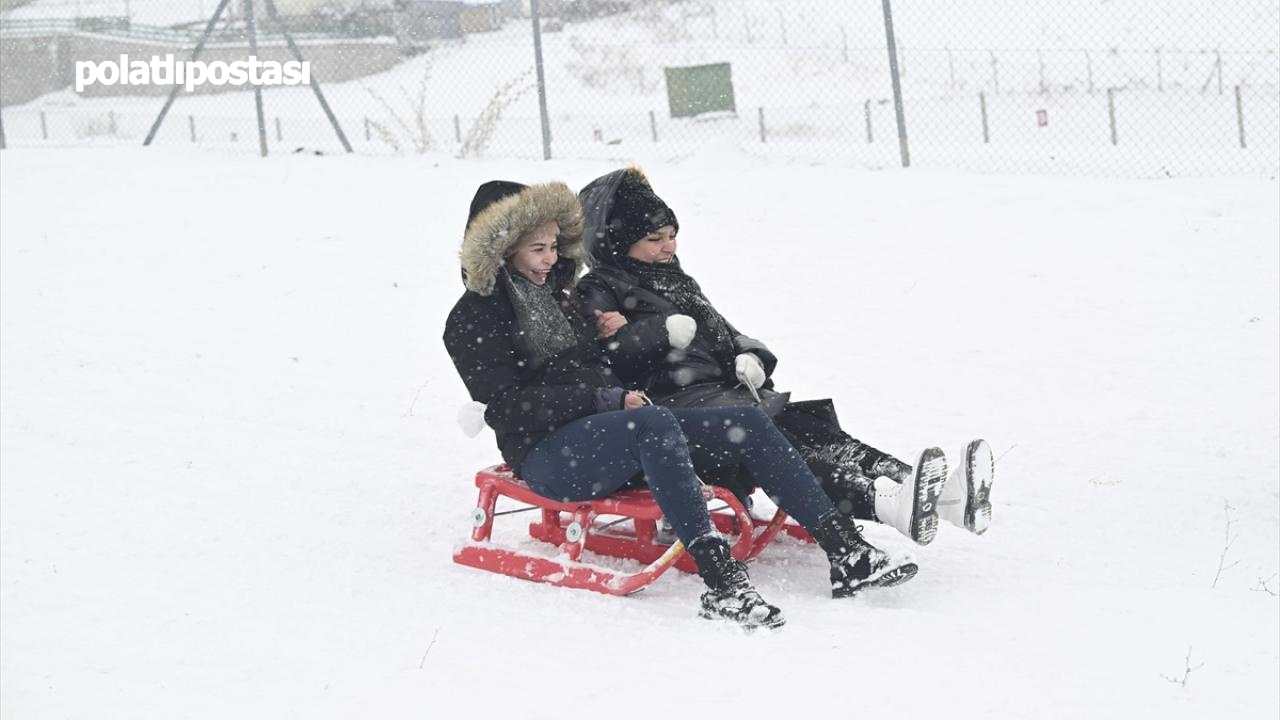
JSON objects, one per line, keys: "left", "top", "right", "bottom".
{"left": 1, "top": 0, "right": 1276, "bottom": 176}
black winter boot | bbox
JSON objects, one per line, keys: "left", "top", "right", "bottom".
{"left": 809, "top": 512, "right": 918, "bottom": 598}
{"left": 685, "top": 535, "right": 785, "bottom": 630}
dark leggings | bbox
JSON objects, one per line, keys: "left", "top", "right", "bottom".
{"left": 773, "top": 407, "right": 912, "bottom": 520}
{"left": 519, "top": 405, "right": 836, "bottom": 546}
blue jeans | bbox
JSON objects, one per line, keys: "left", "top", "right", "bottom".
{"left": 519, "top": 405, "right": 836, "bottom": 546}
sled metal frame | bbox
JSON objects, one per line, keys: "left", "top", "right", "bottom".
{"left": 453, "top": 465, "right": 813, "bottom": 596}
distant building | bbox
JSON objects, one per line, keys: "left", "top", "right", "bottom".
{"left": 395, "top": 0, "right": 464, "bottom": 49}
{"left": 460, "top": 1, "right": 504, "bottom": 33}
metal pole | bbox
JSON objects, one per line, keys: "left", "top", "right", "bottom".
{"left": 364, "top": 116, "right": 371, "bottom": 141}
{"left": 1107, "top": 87, "right": 1117, "bottom": 145}
{"left": 1233, "top": 84, "right": 1244, "bottom": 148}
{"left": 530, "top": 0, "right": 552, "bottom": 160}
{"left": 263, "top": 0, "right": 352, "bottom": 152}
{"left": 0, "top": 109, "right": 7, "bottom": 150}
{"left": 454, "top": 114, "right": 461, "bottom": 143}
{"left": 980, "top": 92, "right": 989, "bottom": 143}
{"left": 1156, "top": 48, "right": 1163, "bottom": 92}
{"left": 144, "top": 0, "right": 233, "bottom": 145}
{"left": 1085, "top": 50, "right": 1094, "bottom": 94}
{"left": 245, "top": 0, "right": 269, "bottom": 157}
{"left": 40, "top": 111, "right": 48, "bottom": 140}
{"left": 189, "top": 114, "right": 197, "bottom": 142}
{"left": 841, "top": 26, "right": 848, "bottom": 63}
{"left": 947, "top": 48, "right": 955, "bottom": 92}
{"left": 864, "top": 99, "right": 873, "bottom": 143}
{"left": 757, "top": 106, "right": 766, "bottom": 143}
{"left": 881, "top": 0, "right": 910, "bottom": 167}
{"left": 275, "top": 116, "right": 282, "bottom": 141}
{"left": 649, "top": 110, "right": 658, "bottom": 142}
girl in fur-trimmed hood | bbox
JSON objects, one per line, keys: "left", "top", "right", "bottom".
{"left": 443, "top": 179, "right": 920, "bottom": 629}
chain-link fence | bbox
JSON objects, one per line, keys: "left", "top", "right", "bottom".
{"left": 1, "top": 0, "right": 1277, "bottom": 176}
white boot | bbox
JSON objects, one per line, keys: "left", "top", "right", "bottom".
{"left": 873, "top": 446, "right": 947, "bottom": 546}
{"left": 937, "top": 439, "right": 995, "bottom": 534}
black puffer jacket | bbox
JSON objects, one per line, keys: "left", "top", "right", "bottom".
{"left": 576, "top": 168, "right": 783, "bottom": 413}
{"left": 443, "top": 181, "right": 620, "bottom": 471}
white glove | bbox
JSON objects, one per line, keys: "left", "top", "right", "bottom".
{"left": 734, "top": 353, "right": 766, "bottom": 390}
{"left": 666, "top": 314, "right": 696, "bottom": 349}
{"left": 456, "top": 401, "right": 488, "bottom": 438}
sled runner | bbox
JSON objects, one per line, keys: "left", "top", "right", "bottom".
{"left": 453, "top": 465, "right": 813, "bottom": 595}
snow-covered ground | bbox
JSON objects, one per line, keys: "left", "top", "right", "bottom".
{"left": 1, "top": 145, "right": 1277, "bottom": 718}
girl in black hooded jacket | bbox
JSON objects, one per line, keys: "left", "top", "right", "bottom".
{"left": 444, "top": 180, "right": 918, "bottom": 630}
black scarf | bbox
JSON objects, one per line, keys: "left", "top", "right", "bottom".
{"left": 501, "top": 268, "right": 577, "bottom": 364}
{"left": 615, "top": 255, "right": 736, "bottom": 368}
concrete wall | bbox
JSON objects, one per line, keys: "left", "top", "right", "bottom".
{"left": 0, "top": 34, "right": 71, "bottom": 107}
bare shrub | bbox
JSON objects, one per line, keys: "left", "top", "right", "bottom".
{"left": 457, "top": 70, "right": 534, "bottom": 159}
{"left": 565, "top": 36, "right": 658, "bottom": 94}
{"left": 77, "top": 112, "right": 122, "bottom": 139}
{"left": 362, "top": 52, "right": 439, "bottom": 154}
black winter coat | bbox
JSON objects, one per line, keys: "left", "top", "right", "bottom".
{"left": 575, "top": 264, "right": 785, "bottom": 412}
{"left": 444, "top": 281, "right": 618, "bottom": 471}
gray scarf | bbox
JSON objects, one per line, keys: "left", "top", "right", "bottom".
{"left": 502, "top": 268, "right": 577, "bottom": 364}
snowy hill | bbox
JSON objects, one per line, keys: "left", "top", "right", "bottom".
{"left": 1, "top": 145, "right": 1277, "bottom": 718}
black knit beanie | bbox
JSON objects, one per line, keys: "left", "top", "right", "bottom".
{"left": 606, "top": 171, "right": 679, "bottom": 254}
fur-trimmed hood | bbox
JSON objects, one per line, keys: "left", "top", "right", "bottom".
{"left": 460, "top": 181, "right": 585, "bottom": 296}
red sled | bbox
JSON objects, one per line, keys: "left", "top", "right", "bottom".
{"left": 453, "top": 465, "right": 813, "bottom": 596}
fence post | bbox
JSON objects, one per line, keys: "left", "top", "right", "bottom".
{"left": 947, "top": 48, "right": 956, "bottom": 92}
{"left": 244, "top": 0, "right": 268, "bottom": 157}
{"left": 108, "top": 110, "right": 117, "bottom": 136}
{"left": 649, "top": 110, "right": 658, "bottom": 142}
{"left": 40, "top": 110, "right": 48, "bottom": 140}
{"left": 531, "top": 0, "right": 552, "bottom": 159}
{"left": 864, "top": 99, "right": 873, "bottom": 143}
{"left": 189, "top": 114, "right": 197, "bottom": 142}
{"left": 1107, "top": 87, "right": 1117, "bottom": 145}
{"left": 275, "top": 116, "right": 282, "bottom": 142}
{"left": 882, "top": 0, "right": 910, "bottom": 167}
{"left": 454, "top": 114, "right": 462, "bottom": 143}
{"left": 757, "top": 107, "right": 767, "bottom": 143}
{"left": 841, "top": 25, "right": 848, "bottom": 63}
{"left": 980, "top": 92, "right": 989, "bottom": 143}
{"left": 1235, "top": 85, "right": 1246, "bottom": 149}
{"left": 1156, "top": 48, "right": 1163, "bottom": 92}
{"left": 364, "top": 116, "right": 371, "bottom": 141}
{"left": 989, "top": 50, "right": 999, "bottom": 95}
{"left": 1085, "top": 51, "right": 1094, "bottom": 94}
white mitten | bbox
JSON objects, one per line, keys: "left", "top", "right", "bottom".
{"left": 456, "top": 401, "right": 488, "bottom": 438}
{"left": 734, "top": 353, "right": 766, "bottom": 390}
{"left": 666, "top": 314, "right": 696, "bottom": 349}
